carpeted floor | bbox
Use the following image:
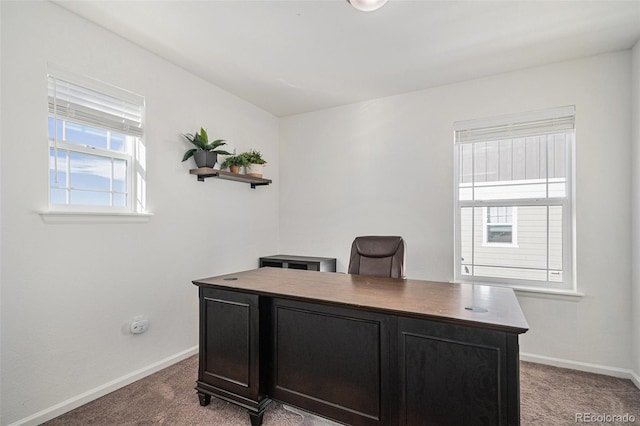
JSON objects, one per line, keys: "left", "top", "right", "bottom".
{"left": 520, "top": 361, "right": 639, "bottom": 425}
{"left": 43, "top": 355, "right": 640, "bottom": 425}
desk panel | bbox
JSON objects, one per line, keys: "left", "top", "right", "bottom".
{"left": 398, "top": 317, "right": 509, "bottom": 425}
{"left": 271, "top": 299, "right": 392, "bottom": 425}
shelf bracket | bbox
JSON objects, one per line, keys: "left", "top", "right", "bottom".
{"left": 250, "top": 182, "right": 270, "bottom": 189}
{"left": 197, "top": 172, "right": 219, "bottom": 182}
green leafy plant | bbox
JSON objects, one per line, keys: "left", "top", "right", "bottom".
{"left": 241, "top": 149, "right": 267, "bottom": 165}
{"left": 221, "top": 154, "right": 249, "bottom": 169}
{"left": 181, "top": 127, "right": 232, "bottom": 162}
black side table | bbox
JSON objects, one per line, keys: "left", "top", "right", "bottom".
{"left": 259, "top": 255, "right": 336, "bottom": 272}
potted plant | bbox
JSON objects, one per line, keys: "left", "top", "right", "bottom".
{"left": 242, "top": 149, "right": 267, "bottom": 178}
{"left": 221, "top": 154, "right": 248, "bottom": 174}
{"left": 181, "top": 127, "right": 232, "bottom": 168}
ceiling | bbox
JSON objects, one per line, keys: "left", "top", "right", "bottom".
{"left": 53, "top": 0, "right": 640, "bottom": 117}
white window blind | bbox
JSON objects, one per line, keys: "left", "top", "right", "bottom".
{"left": 48, "top": 76, "right": 144, "bottom": 138}
{"left": 455, "top": 105, "right": 575, "bottom": 144}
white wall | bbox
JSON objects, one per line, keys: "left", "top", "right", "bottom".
{"left": 0, "top": 1, "right": 3, "bottom": 419}
{"left": 0, "top": 2, "right": 279, "bottom": 425}
{"left": 280, "top": 51, "right": 633, "bottom": 372}
{"left": 632, "top": 40, "right": 640, "bottom": 383}
{"left": 1, "top": 2, "right": 637, "bottom": 424}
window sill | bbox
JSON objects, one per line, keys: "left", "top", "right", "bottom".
{"left": 452, "top": 280, "right": 583, "bottom": 300}
{"left": 512, "top": 286, "right": 584, "bottom": 300}
{"left": 39, "top": 211, "right": 153, "bottom": 224}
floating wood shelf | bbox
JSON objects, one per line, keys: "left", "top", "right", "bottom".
{"left": 189, "top": 168, "right": 272, "bottom": 189}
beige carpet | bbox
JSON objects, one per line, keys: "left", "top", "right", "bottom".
{"left": 43, "top": 355, "right": 640, "bottom": 425}
{"left": 520, "top": 361, "right": 640, "bottom": 425}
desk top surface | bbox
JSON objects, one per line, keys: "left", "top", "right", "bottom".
{"left": 193, "top": 268, "right": 529, "bottom": 334}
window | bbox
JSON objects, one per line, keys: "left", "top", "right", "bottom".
{"left": 484, "top": 206, "right": 517, "bottom": 246}
{"left": 48, "top": 71, "right": 145, "bottom": 213}
{"left": 454, "top": 106, "right": 575, "bottom": 290}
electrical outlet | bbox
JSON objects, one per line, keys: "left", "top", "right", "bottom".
{"left": 130, "top": 318, "right": 149, "bottom": 334}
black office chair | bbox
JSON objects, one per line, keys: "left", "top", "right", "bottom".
{"left": 348, "top": 236, "right": 406, "bottom": 279}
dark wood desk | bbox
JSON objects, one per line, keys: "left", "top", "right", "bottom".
{"left": 193, "top": 268, "right": 528, "bottom": 426}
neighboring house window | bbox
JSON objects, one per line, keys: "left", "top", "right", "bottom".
{"left": 484, "top": 206, "right": 517, "bottom": 246}
{"left": 48, "top": 71, "right": 145, "bottom": 213}
{"left": 454, "top": 106, "right": 575, "bottom": 290}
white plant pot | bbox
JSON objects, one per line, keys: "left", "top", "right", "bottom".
{"left": 246, "top": 163, "right": 264, "bottom": 178}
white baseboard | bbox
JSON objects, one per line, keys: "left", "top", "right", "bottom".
{"left": 521, "top": 352, "right": 640, "bottom": 390}
{"left": 8, "top": 346, "right": 198, "bottom": 426}
{"left": 631, "top": 370, "right": 640, "bottom": 390}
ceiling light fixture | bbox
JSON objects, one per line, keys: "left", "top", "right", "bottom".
{"left": 347, "top": 0, "right": 389, "bottom": 12}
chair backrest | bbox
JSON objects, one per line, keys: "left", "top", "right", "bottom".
{"left": 348, "top": 236, "right": 406, "bottom": 279}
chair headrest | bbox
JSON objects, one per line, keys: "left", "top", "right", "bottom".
{"left": 353, "top": 236, "right": 404, "bottom": 258}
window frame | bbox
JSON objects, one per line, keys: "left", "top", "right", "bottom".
{"left": 482, "top": 206, "right": 518, "bottom": 247}
{"left": 453, "top": 106, "right": 576, "bottom": 292}
{"left": 48, "top": 126, "right": 135, "bottom": 214}
{"left": 46, "top": 68, "right": 146, "bottom": 215}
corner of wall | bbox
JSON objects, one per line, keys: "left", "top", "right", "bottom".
{"left": 0, "top": 0, "right": 4, "bottom": 419}
{"left": 631, "top": 38, "right": 640, "bottom": 382}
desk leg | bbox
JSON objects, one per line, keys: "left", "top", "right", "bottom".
{"left": 197, "top": 392, "right": 211, "bottom": 407}
{"left": 249, "top": 409, "right": 265, "bottom": 426}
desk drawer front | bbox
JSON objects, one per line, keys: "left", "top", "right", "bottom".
{"left": 270, "top": 299, "right": 391, "bottom": 425}
{"left": 398, "top": 317, "right": 509, "bottom": 426}
{"left": 199, "top": 288, "right": 260, "bottom": 400}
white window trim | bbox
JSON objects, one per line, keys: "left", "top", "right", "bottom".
{"left": 39, "top": 211, "right": 153, "bottom": 224}
{"left": 453, "top": 106, "right": 576, "bottom": 293}
{"left": 45, "top": 66, "right": 148, "bottom": 217}
{"left": 513, "top": 286, "right": 584, "bottom": 299}
{"left": 448, "top": 279, "right": 584, "bottom": 299}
